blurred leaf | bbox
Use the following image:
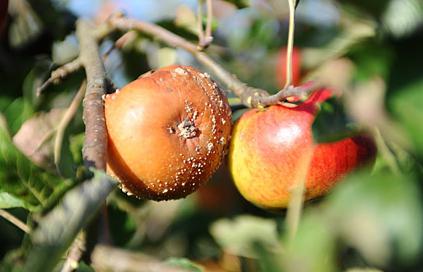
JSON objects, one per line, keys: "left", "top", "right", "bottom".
{"left": 157, "top": 47, "right": 177, "bottom": 67}
{"left": 8, "top": 0, "right": 43, "bottom": 48}
{"left": 222, "top": 0, "right": 250, "bottom": 9}
{"left": 175, "top": 5, "right": 199, "bottom": 34}
{"left": 387, "top": 32, "right": 423, "bottom": 156}
{"left": 283, "top": 210, "right": 336, "bottom": 272}
{"left": 55, "top": 126, "right": 76, "bottom": 179}
{"left": 13, "top": 108, "right": 64, "bottom": 170}
{"left": 76, "top": 262, "right": 95, "bottom": 272}
{"left": 348, "top": 41, "right": 393, "bottom": 81}
{"left": 22, "top": 58, "right": 52, "bottom": 108}
{"left": 327, "top": 171, "right": 423, "bottom": 267}
{"left": 0, "top": 191, "right": 28, "bottom": 209}
{"left": 23, "top": 170, "right": 116, "bottom": 272}
{"left": 253, "top": 241, "right": 283, "bottom": 272}
{"left": 52, "top": 34, "right": 79, "bottom": 65}
{"left": 344, "top": 0, "right": 391, "bottom": 18}
{"left": 312, "top": 97, "right": 359, "bottom": 143}
{"left": 0, "top": 114, "right": 69, "bottom": 212}
{"left": 302, "top": 16, "right": 376, "bottom": 69}
{"left": 383, "top": 0, "right": 423, "bottom": 38}
{"left": 166, "top": 258, "right": 204, "bottom": 272}
{"left": 3, "top": 98, "right": 34, "bottom": 135}
{"left": 389, "top": 78, "right": 423, "bottom": 155}
{"left": 210, "top": 215, "right": 280, "bottom": 258}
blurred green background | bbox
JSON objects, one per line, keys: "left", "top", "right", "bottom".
{"left": 0, "top": 0, "right": 422, "bottom": 271}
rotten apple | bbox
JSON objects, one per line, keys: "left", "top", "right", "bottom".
{"left": 229, "top": 89, "right": 376, "bottom": 209}
{"left": 105, "top": 65, "right": 232, "bottom": 200}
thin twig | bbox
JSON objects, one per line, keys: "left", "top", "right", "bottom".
{"left": 197, "top": 0, "right": 213, "bottom": 49}
{"left": 92, "top": 245, "right": 191, "bottom": 272}
{"left": 205, "top": 0, "right": 213, "bottom": 44}
{"left": 0, "top": 209, "right": 30, "bottom": 233}
{"left": 103, "top": 31, "right": 137, "bottom": 60}
{"left": 76, "top": 20, "right": 108, "bottom": 170}
{"left": 36, "top": 24, "right": 116, "bottom": 97}
{"left": 197, "top": 0, "right": 205, "bottom": 47}
{"left": 256, "top": 82, "right": 319, "bottom": 107}
{"left": 54, "top": 81, "right": 86, "bottom": 173}
{"left": 37, "top": 58, "right": 82, "bottom": 96}
{"left": 60, "top": 232, "right": 86, "bottom": 272}
{"left": 108, "top": 14, "right": 315, "bottom": 108}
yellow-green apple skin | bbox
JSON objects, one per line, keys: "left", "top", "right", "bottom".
{"left": 229, "top": 89, "right": 376, "bottom": 209}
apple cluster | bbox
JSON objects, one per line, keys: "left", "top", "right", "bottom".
{"left": 105, "top": 64, "right": 375, "bottom": 209}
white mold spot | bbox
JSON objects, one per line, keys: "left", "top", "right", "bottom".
{"left": 207, "top": 142, "right": 214, "bottom": 152}
{"left": 175, "top": 67, "right": 187, "bottom": 75}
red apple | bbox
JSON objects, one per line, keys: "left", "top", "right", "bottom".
{"left": 276, "top": 46, "right": 301, "bottom": 88}
{"left": 228, "top": 89, "right": 376, "bottom": 209}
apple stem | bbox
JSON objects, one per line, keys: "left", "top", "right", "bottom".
{"left": 197, "top": 0, "right": 214, "bottom": 50}
{"left": 284, "top": 0, "right": 296, "bottom": 88}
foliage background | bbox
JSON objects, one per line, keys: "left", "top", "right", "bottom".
{"left": 0, "top": 0, "right": 422, "bottom": 271}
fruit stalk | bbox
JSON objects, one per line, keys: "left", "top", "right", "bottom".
{"left": 284, "top": 0, "right": 296, "bottom": 88}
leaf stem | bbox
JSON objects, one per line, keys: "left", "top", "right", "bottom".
{"left": 0, "top": 209, "right": 30, "bottom": 233}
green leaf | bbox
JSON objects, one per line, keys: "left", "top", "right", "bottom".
{"left": 23, "top": 170, "right": 117, "bottom": 272}
{"left": 383, "top": 0, "right": 423, "bottom": 38}
{"left": 312, "top": 97, "right": 359, "bottom": 143}
{"left": 327, "top": 171, "right": 423, "bottom": 266}
{"left": 389, "top": 78, "right": 423, "bottom": 155}
{"left": 3, "top": 98, "right": 34, "bottom": 135}
{"left": 76, "top": 262, "right": 95, "bottom": 272}
{"left": 55, "top": 130, "right": 76, "bottom": 179}
{"left": 22, "top": 58, "right": 52, "bottom": 109}
{"left": 166, "top": 258, "right": 204, "bottom": 272}
{"left": 210, "top": 215, "right": 281, "bottom": 258}
{"left": 13, "top": 109, "right": 63, "bottom": 171}
{"left": 283, "top": 210, "right": 336, "bottom": 272}
{"left": 385, "top": 28, "right": 423, "bottom": 156}
{"left": 0, "top": 114, "right": 69, "bottom": 211}
{"left": 8, "top": 0, "right": 43, "bottom": 48}
{"left": 222, "top": 0, "right": 250, "bottom": 9}
{"left": 0, "top": 191, "right": 28, "bottom": 209}
{"left": 348, "top": 41, "right": 393, "bottom": 82}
